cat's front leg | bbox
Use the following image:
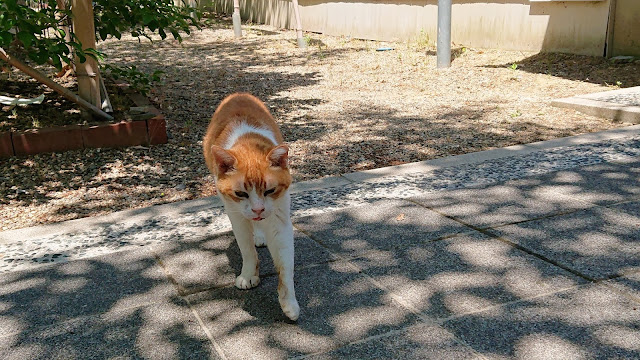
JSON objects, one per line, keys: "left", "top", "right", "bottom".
{"left": 266, "top": 221, "right": 300, "bottom": 321}
{"left": 227, "top": 212, "right": 260, "bottom": 289}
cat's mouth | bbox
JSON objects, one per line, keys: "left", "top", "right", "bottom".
{"left": 252, "top": 217, "right": 264, "bottom": 221}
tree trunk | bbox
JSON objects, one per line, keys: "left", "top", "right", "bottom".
{"left": 71, "top": 0, "right": 104, "bottom": 113}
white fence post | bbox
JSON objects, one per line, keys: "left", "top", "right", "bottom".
{"left": 437, "top": 0, "right": 452, "bottom": 68}
{"left": 292, "top": 0, "right": 306, "bottom": 48}
{"left": 233, "top": 0, "right": 242, "bottom": 38}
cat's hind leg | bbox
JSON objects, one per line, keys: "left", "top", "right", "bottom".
{"left": 253, "top": 225, "right": 267, "bottom": 247}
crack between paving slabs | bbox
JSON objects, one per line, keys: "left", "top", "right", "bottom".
{"left": 152, "top": 252, "right": 230, "bottom": 360}
{"left": 183, "top": 295, "right": 230, "bottom": 360}
{"left": 404, "top": 198, "right": 598, "bottom": 283}
{"left": 174, "top": 260, "right": 345, "bottom": 298}
{"left": 290, "top": 222, "right": 489, "bottom": 360}
{"left": 468, "top": 196, "right": 640, "bottom": 282}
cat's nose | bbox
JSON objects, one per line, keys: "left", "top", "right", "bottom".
{"left": 252, "top": 207, "right": 264, "bottom": 215}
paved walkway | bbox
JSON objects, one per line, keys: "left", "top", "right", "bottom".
{"left": 1, "top": 125, "right": 640, "bottom": 359}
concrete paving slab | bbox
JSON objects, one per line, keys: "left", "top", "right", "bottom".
{"left": 3, "top": 126, "right": 640, "bottom": 275}
{"left": 552, "top": 86, "right": 640, "bottom": 124}
{"left": 411, "top": 177, "right": 591, "bottom": 229}
{"left": 350, "top": 232, "right": 584, "bottom": 320}
{"left": 304, "top": 323, "right": 480, "bottom": 360}
{"left": 491, "top": 201, "right": 640, "bottom": 280}
{"left": 2, "top": 125, "right": 640, "bottom": 359}
{"left": 612, "top": 199, "right": 640, "bottom": 218}
{"left": 187, "top": 261, "right": 419, "bottom": 360}
{"left": 155, "top": 231, "right": 335, "bottom": 295}
{"left": 0, "top": 247, "right": 219, "bottom": 359}
{"left": 604, "top": 271, "right": 640, "bottom": 303}
{"left": 293, "top": 199, "right": 472, "bottom": 258}
{"left": 0, "top": 247, "right": 175, "bottom": 335}
{"left": 0, "top": 295, "right": 217, "bottom": 360}
{"left": 290, "top": 175, "right": 353, "bottom": 193}
{"left": 442, "top": 283, "right": 640, "bottom": 359}
{"left": 530, "top": 162, "right": 640, "bottom": 206}
{"left": 0, "top": 204, "right": 233, "bottom": 274}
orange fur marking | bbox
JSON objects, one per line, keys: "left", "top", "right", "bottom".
{"left": 203, "top": 93, "right": 292, "bottom": 199}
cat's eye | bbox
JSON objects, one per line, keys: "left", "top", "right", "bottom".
{"left": 264, "top": 188, "right": 276, "bottom": 196}
{"left": 234, "top": 191, "right": 249, "bottom": 198}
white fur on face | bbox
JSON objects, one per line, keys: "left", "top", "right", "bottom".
{"left": 223, "top": 187, "right": 276, "bottom": 221}
{"left": 224, "top": 121, "right": 278, "bottom": 150}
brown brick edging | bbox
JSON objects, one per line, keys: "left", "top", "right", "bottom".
{"left": 0, "top": 88, "right": 167, "bottom": 158}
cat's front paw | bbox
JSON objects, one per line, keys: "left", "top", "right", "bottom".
{"left": 235, "top": 275, "right": 260, "bottom": 289}
{"left": 280, "top": 297, "right": 300, "bottom": 321}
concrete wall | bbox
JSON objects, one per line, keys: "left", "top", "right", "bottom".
{"left": 202, "top": 0, "right": 612, "bottom": 56}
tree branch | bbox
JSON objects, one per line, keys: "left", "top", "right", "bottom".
{"left": 0, "top": 47, "right": 114, "bottom": 121}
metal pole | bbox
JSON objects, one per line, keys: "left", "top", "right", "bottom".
{"left": 232, "top": 0, "right": 242, "bottom": 38}
{"left": 437, "top": 0, "right": 452, "bottom": 68}
{"left": 291, "top": 0, "right": 306, "bottom": 48}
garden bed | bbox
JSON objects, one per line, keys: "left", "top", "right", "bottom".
{"left": 0, "top": 70, "right": 166, "bottom": 157}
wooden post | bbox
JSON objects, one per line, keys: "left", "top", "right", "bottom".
{"left": 71, "top": 0, "right": 103, "bottom": 112}
{"left": 291, "top": 0, "right": 306, "bottom": 48}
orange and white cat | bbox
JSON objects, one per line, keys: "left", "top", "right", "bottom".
{"left": 203, "top": 93, "right": 299, "bottom": 321}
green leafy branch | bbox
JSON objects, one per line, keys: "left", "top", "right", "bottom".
{"left": 101, "top": 64, "right": 164, "bottom": 96}
{"left": 93, "top": 0, "right": 202, "bottom": 42}
{"left": 0, "top": 0, "right": 202, "bottom": 71}
{"left": 0, "top": 0, "right": 88, "bottom": 69}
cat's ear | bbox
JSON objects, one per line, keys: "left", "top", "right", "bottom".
{"left": 211, "top": 145, "right": 237, "bottom": 175}
{"left": 267, "top": 144, "right": 289, "bottom": 169}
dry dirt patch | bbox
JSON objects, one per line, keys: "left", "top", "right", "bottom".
{"left": 1, "top": 19, "right": 638, "bottom": 230}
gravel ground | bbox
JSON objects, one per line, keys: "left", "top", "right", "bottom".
{"left": 1, "top": 17, "right": 639, "bottom": 231}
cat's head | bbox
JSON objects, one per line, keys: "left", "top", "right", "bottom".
{"left": 210, "top": 144, "right": 292, "bottom": 221}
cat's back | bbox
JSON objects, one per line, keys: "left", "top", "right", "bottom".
{"left": 203, "top": 93, "right": 284, "bottom": 171}
{"left": 205, "top": 93, "right": 282, "bottom": 146}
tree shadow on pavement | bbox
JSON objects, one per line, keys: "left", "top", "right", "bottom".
{"left": 1, "top": 159, "right": 639, "bottom": 358}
